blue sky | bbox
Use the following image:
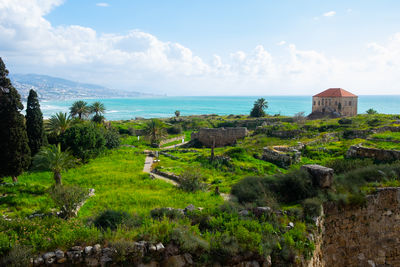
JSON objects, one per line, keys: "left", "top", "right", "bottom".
{"left": 1, "top": 0, "right": 400, "bottom": 95}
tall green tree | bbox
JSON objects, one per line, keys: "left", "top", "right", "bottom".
{"left": 0, "top": 58, "right": 31, "bottom": 182}
{"left": 26, "top": 89, "right": 47, "bottom": 156}
{"left": 70, "top": 100, "right": 90, "bottom": 120}
{"left": 33, "top": 144, "right": 75, "bottom": 185}
{"left": 250, "top": 98, "right": 268, "bottom": 117}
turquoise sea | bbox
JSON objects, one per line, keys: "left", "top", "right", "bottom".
{"left": 40, "top": 96, "right": 400, "bottom": 120}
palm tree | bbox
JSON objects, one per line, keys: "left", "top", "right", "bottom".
{"left": 175, "top": 110, "right": 180, "bottom": 118}
{"left": 90, "top": 102, "right": 106, "bottom": 116}
{"left": 250, "top": 98, "right": 268, "bottom": 117}
{"left": 33, "top": 144, "right": 75, "bottom": 185}
{"left": 48, "top": 112, "right": 71, "bottom": 136}
{"left": 143, "top": 119, "right": 166, "bottom": 145}
{"left": 70, "top": 100, "right": 90, "bottom": 120}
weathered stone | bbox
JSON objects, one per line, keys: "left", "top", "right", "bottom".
{"left": 100, "top": 255, "right": 112, "bottom": 266}
{"left": 252, "top": 207, "right": 272, "bottom": 218}
{"left": 262, "top": 255, "right": 272, "bottom": 267}
{"left": 191, "top": 127, "right": 248, "bottom": 147}
{"left": 239, "top": 210, "right": 250, "bottom": 216}
{"left": 162, "top": 255, "right": 186, "bottom": 267}
{"left": 85, "top": 257, "right": 100, "bottom": 266}
{"left": 57, "top": 257, "right": 67, "bottom": 264}
{"left": 184, "top": 204, "right": 196, "bottom": 212}
{"left": 93, "top": 244, "right": 101, "bottom": 254}
{"left": 54, "top": 249, "right": 64, "bottom": 259}
{"left": 288, "top": 222, "right": 294, "bottom": 229}
{"left": 183, "top": 253, "right": 193, "bottom": 265}
{"left": 138, "top": 261, "right": 159, "bottom": 267}
{"left": 71, "top": 246, "right": 83, "bottom": 251}
{"left": 262, "top": 146, "right": 301, "bottom": 168}
{"left": 156, "top": 242, "right": 165, "bottom": 252}
{"left": 85, "top": 246, "right": 93, "bottom": 255}
{"left": 347, "top": 145, "right": 400, "bottom": 162}
{"left": 33, "top": 256, "right": 44, "bottom": 266}
{"left": 164, "top": 244, "right": 179, "bottom": 257}
{"left": 301, "top": 164, "right": 334, "bottom": 188}
{"left": 43, "top": 252, "right": 56, "bottom": 265}
{"left": 149, "top": 244, "right": 157, "bottom": 252}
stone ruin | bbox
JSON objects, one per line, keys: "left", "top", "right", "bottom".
{"left": 191, "top": 127, "right": 248, "bottom": 147}
{"left": 301, "top": 164, "right": 334, "bottom": 188}
{"left": 347, "top": 145, "right": 400, "bottom": 162}
{"left": 262, "top": 145, "right": 301, "bottom": 168}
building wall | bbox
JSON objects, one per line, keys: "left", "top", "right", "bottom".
{"left": 191, "top": 127, "right": 248, "bottom": 147}
{"left": 312, "top": 96, "right": 357, "bottom": 116}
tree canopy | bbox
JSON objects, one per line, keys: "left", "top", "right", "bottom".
{"left": 250, "top": 98, "right": 268, "bottom": 117}
{"left": 26, "top": 89, "right": 47, "bottom": 156}
{"left": 70, "top": 100, "right": 90, "bottom": 120}
{"left": 0, "top": 58, "right": 31, "bottom": 182}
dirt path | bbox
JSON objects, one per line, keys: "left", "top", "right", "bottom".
{"left": 143, "top": 151, "right": 178, "bottom": 185}
{"left": 161, "top": 141, "right": 189, "bottom": 150}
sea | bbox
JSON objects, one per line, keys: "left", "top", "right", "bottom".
{"left": 39, "top": 95, "right": 400, "bottom": 120}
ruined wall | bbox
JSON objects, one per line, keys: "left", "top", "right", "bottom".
{"left": 321, "top": 188, "right": 400, "bottom": 267}
{"left": 191, "top": 127, "right": 248, "bottom": 147}
{"left": 262, "top": 146, "right": 301, "bottom": 168}
{"left": 347, "top": 145, "right": 400, "bottom": 162}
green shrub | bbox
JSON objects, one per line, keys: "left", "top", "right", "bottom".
{"left": 224, "top": 147, "right": 247, "bottom": 160}
{"left": 167, "top": 125, "right": 182, "bottom": 134}
{"left": 275, "top": 169, "right": 317, "bottom": 203}
{"left": 1, "top": 245, "right": 32, "bottom": 267}
{"left": 94, "top": 210, "right": 132, "bottom": 231}
{"left": 48, "top": 185, "right": 88, "bottom": 219}
{"left": 178, "top": 168, "right": 207, "bottom": 192}
{"left": 150, "top": 208, "right": 184, "bottom": 220}
{"left": 62, "top": 123, "right": 106, "bottom": 161}
{"left": 170, "top": 226, "right": 210, "bottom": 253}
{"left": 302, "top": 198, "right": 322, "bottom": 220}
{"left": 0, "top": 232, "right": 10, "bottom": 255}
{"left": 209, "top": 232, "right": 240, "bottom": 263}
{"left": 326, "top": 158, "right": 374, "bottom": 174}
{"left": 102, "top": 127, "right": 121, "bottom": 149}
{"left": 231, "top": 176, "right": 275, "bottom": 204}
{"left": 338, "top": 118, "right": 352, "bottom": 125}
{"left": 109, "top": 239, "right": 137, "bottom": 262}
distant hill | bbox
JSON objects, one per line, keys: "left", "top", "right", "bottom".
{"left": 10, "top": 74, "right": 151, "bottom": 100}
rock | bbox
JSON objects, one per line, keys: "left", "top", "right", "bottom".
{"left": 164, "top": 244, "right": 179, "bottom": 257}
{"left": 102, "top": 247, "right": 115, "bottom": 258}
{"left": 138, "top": 261, "right": 159, "bottom": 267}
{"left": 89, "top": 188, "right": 95, "bottom": 196}
{"left": 183, "top": 253, "right": 193, "bottom": 265}
{"left": 93, "top": 244, "right": 101, "bottom": 254}
{"left": 239, "top": 210, "right": 250, "bottom": 216}
{"left": 100, "top": 255, "right": 112, "bottom": 266}
{"left": 367, "top": 260, "right": 376, "bottom": 267}
{"left": 301, "top": 164, "right": 334, "bottom": 188}
{"left": 134, "top": 241, "right": 147, "bottom": 256}
{"left": 252, "top": 207, "right": 272, "bottom": 217}
{"left": 85, "top": 257, "right": 100, "bottom": 266}
{"left": 54, "top": 249, "right": 64, "bottom": 259}
{"left": 162, "top": 255, "right": 186, "bottom": 267}
{"left": 149, "top": 244, "right": 157, "bottom": 252}
{"left": 33, "top": 256, "right": 44, "bottom": 266}
{"left": 71, "top": 246, "right": 83, "bottom": 252}
{"left": 57, "top": 257, "right": 67, "bottom": 264}
{"left": 184, "top": 204, "right": 196, "bottom": 212}
{"left": 263, "top": 255, "right": 272, "bottom": 267}
{"left": 85, "top": 246, "right": 93, "bottom": 255}
{"left": 43, "top": 252, "right": 56, "bottom": 265}
{"left": 233, "top": 261, "right": 260, "bottom": 267}
{"left": 156, "top": 242, "right": 165, "bottom": 252}
{"left": 288, "top": 222, "right": 294, "bottom": 229}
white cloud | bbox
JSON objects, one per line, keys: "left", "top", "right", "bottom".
{"left": 323, "top": 11, "right": 336, "bottom": 17}
{"left": 1, "top": 1, "right": 400, "bottom": 95}
{"left": 277, "top": 41, "right": 286, "bottom": 46}
{"left": 96, "top": 3, "right": 109, "bottom": 7}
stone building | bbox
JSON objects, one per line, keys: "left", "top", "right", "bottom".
{"left": 311, "top": 88, "right": 358, "bottom": 117}
{"left": 191, "top": 127, "right": 248, "bottom": 147}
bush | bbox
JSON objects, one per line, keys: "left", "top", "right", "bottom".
{"left": 48, "top": 185, "right": 88, "bottom": 219}
{"left": 338, "top": 118, "right": 352, "bottom": 125}
{"left": 224, "top": 147, "right": 247, "bottom": 160}
{"left": 231, "top": 176, "right": 276, "bottom": 204}
{"left": 179, "top": 168, "right": 207, "bottom": 192}
{"left": 326, "top": 158, "right": 374, "bottom": 174}
{"left": 275, "top": 169, "right": 317, "bottom": 203}
{"left": 94, "top": 210, "right": 132, "bottom": 231}
{"left": 92, "top": 114, "right": 105, "bottom": 123}
{"left": 62, "top": 123, "right": 106, "bottom": 162}
{"left": 302, "top": 198, "right": 322, "bottom": 220}
{"left": 167, "top": 125, "right": 182, "bottom": 134}
{"left": 150, "top": 208, "right": 184, "bottom": 220}
{"left": 1, "top": 245, "right": 32, "bottom": 267}
{"left": 102, "top": 127, "right": 121, "bottom": 149}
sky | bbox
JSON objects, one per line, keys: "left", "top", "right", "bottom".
{"left": 1, "top": 0, "right": 400, "bottom": 96}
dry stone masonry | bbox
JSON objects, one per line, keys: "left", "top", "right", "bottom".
{"left": 191, "top": 127, "right": 248, "bottom": 147}
{"left": 347, "top": 145, "right": 400, "bottom": 162}
{"left": 262, "top": 146, "right": 301, "bottom": 168}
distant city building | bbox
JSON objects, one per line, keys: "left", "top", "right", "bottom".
{"left": 311, "top": 88, "right": 358, "bottom": 117}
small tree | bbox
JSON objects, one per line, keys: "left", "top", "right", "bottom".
{"left": 179, "top": 168, "right": 207, "bottom": 192}
{"left": 48, "top": 185, "right": 88, "bottom": 219}
{"left": 366, "top": 108, "right": 378, "bottom": 115}
{"left": 143, "top": 119, "right": 166, "bottom": 146}
{"left": 70, "top": 100, "right": 90, "bottom": 120}
{"left": 175, "top": 110, "right": 180, "bottom": 118}
{"left": 90, "top": 102, "right": 106, "bottom": 123}
{"left": 26, "top": 89, "right": 47, "bottom": 156}
{"left": 250, "top": 98, "right": 268, "bottom": 117}
{"left": 293, "top": 111, "right": 306, "bottom": 124}
{"left": 33, "top": 144, "right": 75, "bottom": 185}
{"left": 48, "top": 112, "right": 71, "bottom": 136}
{"left": 0, "top": 58, "right": 31, "bottom": 182}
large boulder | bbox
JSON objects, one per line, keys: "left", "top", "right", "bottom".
{"left": 301, "top": 164, "right": 334, "bottom": 188}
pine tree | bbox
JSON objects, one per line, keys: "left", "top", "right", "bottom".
{"left": 0, "top": 58, "right": 31, "bottom": 182}
{"left": 26, "top": 89, "right": 47, "bottom": 156}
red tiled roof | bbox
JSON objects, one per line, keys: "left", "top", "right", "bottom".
{"left": 313, "top": 88, "right": 357, "bottom": 97}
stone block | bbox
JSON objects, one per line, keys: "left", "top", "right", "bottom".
{"left": 301, "top": 164, "right": 334, "bottom": 188}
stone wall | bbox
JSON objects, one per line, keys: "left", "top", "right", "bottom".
{"left": 262, "top": 146, "right": 301, "bottom": 168}
{"left": 346, "top": 145, "right": 400, "bottom": 162}
{"left": 321, "top": 188, "right": 400, "bottom": 267}
{"left": 191, "top": 127, "right": 248, "bottom": 147}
